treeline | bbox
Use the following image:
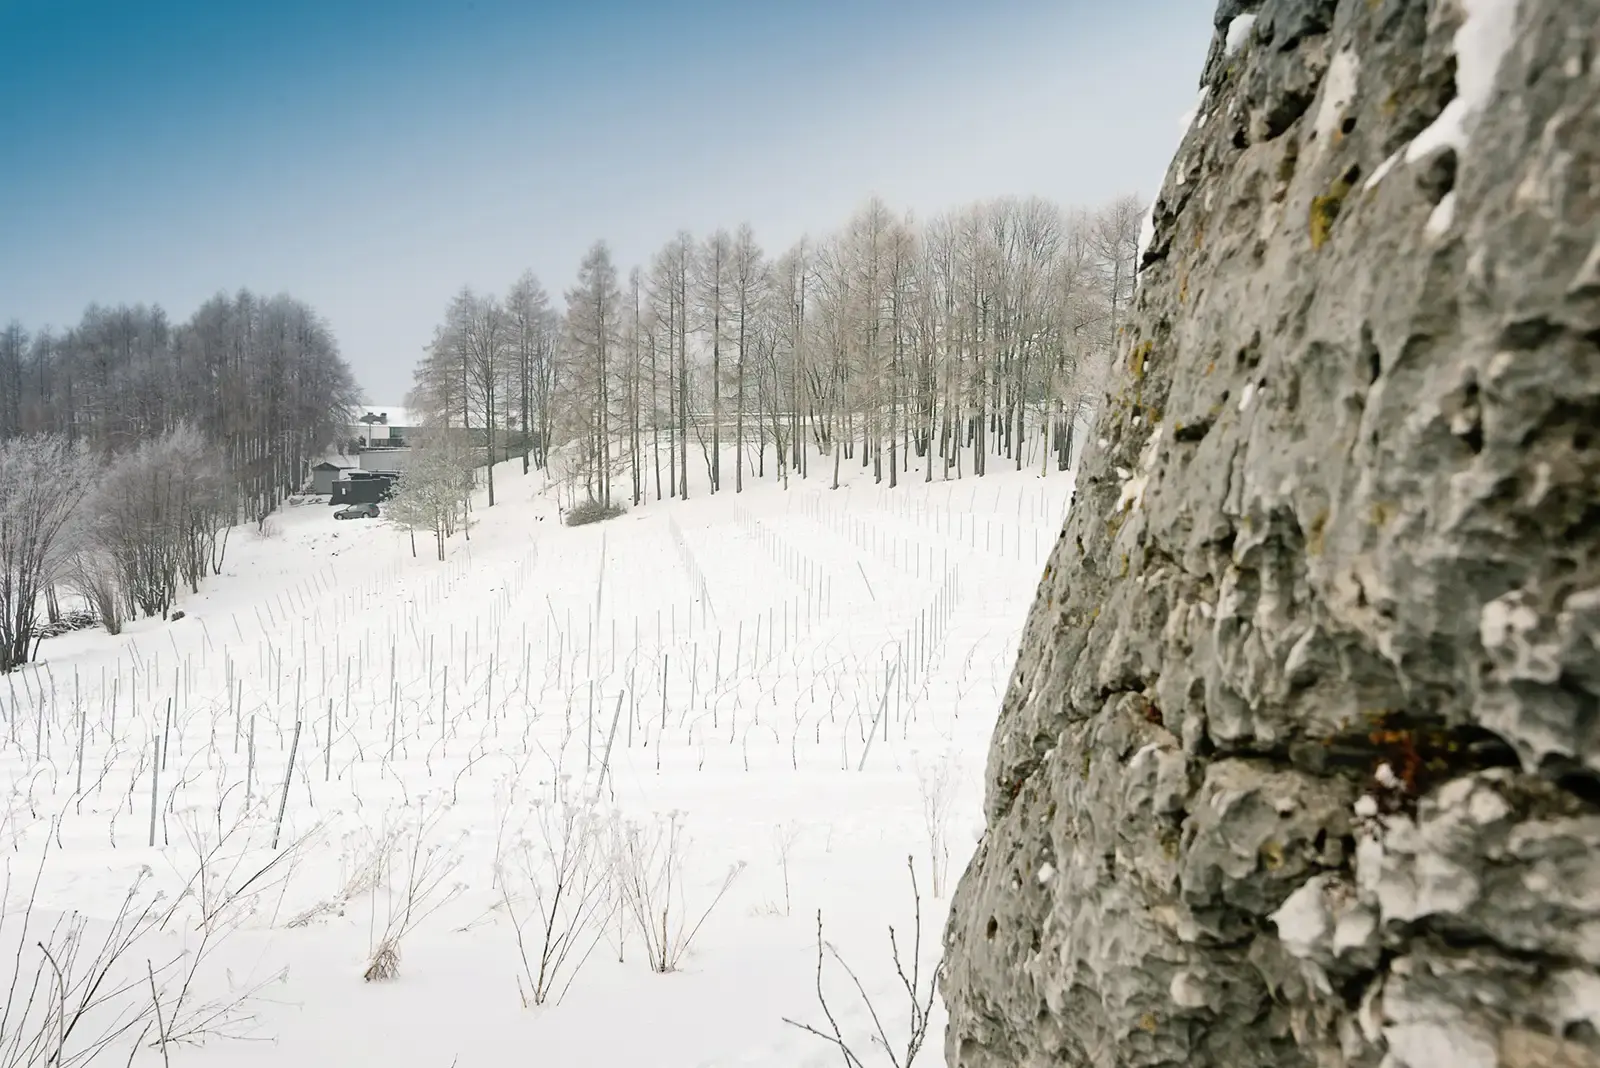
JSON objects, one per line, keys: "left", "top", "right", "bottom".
{"left": 0, "top": 289, "right": 359, "bottom": 671}
{"left": 0, "top": 290, "right": 360, "bottom": 519}
{"left": 411, "top": 193, "right": 1139, "bottom": 509}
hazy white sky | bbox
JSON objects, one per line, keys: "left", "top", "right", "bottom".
{"left": 1, "top": 0, "right": 1215, "bottom": 400}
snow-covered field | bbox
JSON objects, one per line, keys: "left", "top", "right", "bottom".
{"left": 1, "top": 452, "right": 1071, "bottom": 1067}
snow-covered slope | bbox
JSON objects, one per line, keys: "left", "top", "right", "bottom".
{"left": 2, "top": 452, "right": 1073, "bottom": 1067}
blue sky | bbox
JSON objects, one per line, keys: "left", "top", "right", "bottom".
{"left": 1, "top": 0, "right": 1214, "bottom": 400}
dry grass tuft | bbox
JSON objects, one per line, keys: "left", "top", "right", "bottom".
{"left": 363, "top": 939, "right": 401, "bottom": 982}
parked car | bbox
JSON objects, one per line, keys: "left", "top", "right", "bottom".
{"left": 334, "top": 503, "right": 380, "bottom": 520}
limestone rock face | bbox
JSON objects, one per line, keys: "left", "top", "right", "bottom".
{"left": 941, "top": 2, "right": 1600, "bottom": 1066}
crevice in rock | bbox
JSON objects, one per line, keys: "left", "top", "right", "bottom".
{"left": 1267, "top": 0, "right": 1337, "bottom": 51}
{"left": 1361, "top": 324, "right": 1381, "bottom": 387}
{"left": 1261, "top": 91, "right": 1317, "bottom": 143}
{"left": 1543, "top": 757, "right": 1600, "bottom": 808}
{"left": 1499, "top": 316, "right": 1563, "bottom": 350}
{"left": 1406, "top": 922, "right": 1597, "bottom": 972}
{"left": 1457, "top": 376, "right": 1486, "bottom": 454}
{"left": 1415, "top": 146, "right": 1458, "bottom": 205}
{"left": 1564, "top": 1020, "right": 1599, "bottom": 1045}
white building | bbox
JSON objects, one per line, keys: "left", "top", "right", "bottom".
{"left": 349, "top": 406, "right": 417, "bottom": 447}
{"left": 358, "top": 448, "right": 412, "bottom": 474}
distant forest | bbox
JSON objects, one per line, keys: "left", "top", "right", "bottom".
{"left": 0, "top": 291, "right": 359, "bottom": 519}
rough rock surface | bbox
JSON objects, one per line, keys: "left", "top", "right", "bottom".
{"left": 942, "top": 2, "right": 1600, "bottom": 1066}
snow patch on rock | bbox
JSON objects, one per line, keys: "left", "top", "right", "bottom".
{"left": 1223, "top": 14, "right": 1256, "bottom": 57}
{"left": 1134, "top": 202, "right": 1156, "bottom": 289}
{"left": 1404, "top": 0, "right": 1520, "bottom": 164}
{"left": 1313, "top": 50, "right": 1361, "bottom": 145}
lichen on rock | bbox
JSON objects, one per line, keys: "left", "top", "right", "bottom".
{"left": 941, "top": 1, "right": 1600, "bottom": 1065}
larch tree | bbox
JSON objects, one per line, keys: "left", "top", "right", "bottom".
{"left": 729, "top": 224, "right": 767, "bottom": 493}
{"left": 623, "top": 267, "right": 647, "bottom": 506}
{"left": 647, "top": 233, "right": 695, "bottom": 501}
{"left": 505, "top": 272, "right": 558, "bottom": 473}
{"left": 695, "top": 229, "right": 734, "bottom": 493}
{"left": 770, "top": 242, "right": 811, "bottom": 481}
{"left": 562, "top": 241, "right": 623, "bottom": 508}
{"left": 430, "top": 288, "right": 510, "bottom": 506}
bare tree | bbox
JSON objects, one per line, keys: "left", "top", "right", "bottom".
{"left": 648, "top": 234, "right": 695, "bottom": 500}
{"left": 623, "top": 268, "right": 647, "bottom": 506}
{"left": 695, "top": 230, "right": 734, "bottom": 493}
{"left": 414, "top": 289, "right": 509, "bottom": 505}
{"left": 1091, "top": 193, "right": 1143, "bottom": 352}
{"left": 730, "top": 224, "right": 767, "bottom": 493}
{"left": 505, "top": 272, "right": 558, "bottom": 474}
{"left": 770, "top": 242, "right": 812, "bottom": 482}
{"left": 1047, "top": 210, "right": 1108, "bottom": 471}
{"left": 0, "top": 322, "right": 24, "bottom": 442}
{"left": 562, "top": 241, "right": 623, "bottom": 507}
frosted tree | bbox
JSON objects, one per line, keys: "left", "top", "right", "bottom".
{"left": 93, "top": 424, "right": 232, "bottom": 620}
{"left": 387, "top": 431, "right": 476, "bottom": 560}
{"left": 834, "top": 197, "right": 900, "bottom": 483}
{"left": 381, "top": 472, "right": 431, "bottom": 559}
{"left": 0, "top": 435, "right": 97, "bottom": 671}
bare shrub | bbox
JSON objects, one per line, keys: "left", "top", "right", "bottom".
{"left": 0, "top": 854, "right": 167, "bottom": 1066}
{"left": 153, "top": 811, "right": 311, "bottom": 1046}
{"left": 611, "top": 810, "right": 745, "bottom": 973}
{"left": 913, "top": 748, "right": 959, "bottom": 898}
{"left": 362, "top": 800, "right": 465, "bottom": 981}
{"left": 771, "top": 822, "right": 800, "bottom": 917}
{"left": 0, "top": 819, "right": 295, "bottom": 1067}
{"left": 285, "top": 823, "right": 404, "bottom": 929}
{"left": 565, "top": 498, "right": 626, "bottom": 527}
{"left": 62, "top": 551, "right": 122, "bottom": 636}
{"left": 497, "top": 777, "right": 613, "bottom": 1006}
{"left": 783, "top": 856, "right": 939, "bottom": 1068}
